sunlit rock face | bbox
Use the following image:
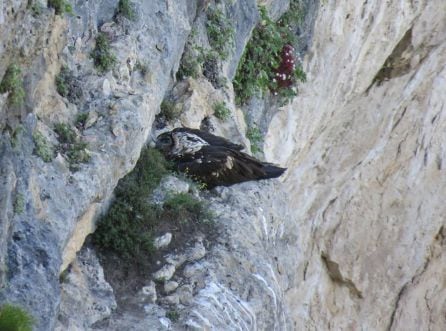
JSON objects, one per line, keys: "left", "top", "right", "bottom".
{"left": 265, "top": 1, "right": 446, "bottom": 329}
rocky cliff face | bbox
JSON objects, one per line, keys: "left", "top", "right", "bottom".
{"left": 1, "top": 0, "right": 445, "bottom": 330}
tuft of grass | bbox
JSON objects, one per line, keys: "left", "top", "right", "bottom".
{"left": 163, "top": 192, "right": 213, "bottom": 226}
{"left": 116, "top": 0, "right": 136, "bottom": 21}
{"left": 233, "top": 5, "right": 306, "bottom": 105}
{"left": 91, "top": 33, "right": 117, "bottom": 74}
{"left": 55, "top": 66, "right": 70, "bottom": 97}
{"left": 166, "top": 310, "right": 180, "bottom": 322}
{"left": 30, "top": 2, "right": 43, "bottom": 16}
{"left": 54, "top": 123, "right": 90, "bottom": 170}
{"left": 33, "top": 131, "right": 54, "bottom": 162}
{"left": 246, "top": 126, "right": 262, "bottom": 154}
{"left": 55, "top": 66, "right": 83, "bottom": 104}
{"left": 13, "top": 193, "right": 25, "bottom": 215}
{"left": 206, "top": 8, "right": 235, "bottom": 60}
{"left": 48, "top": 0, "right": 72, "bottom": 15}
{"left": 0, "top": 64, "right": 25, "bottom": 107}
{"left": 160, "top": 99, "right": 181, "bottom": 122}
{"left": 213, "top": 101, "right": 230, "bottom": 121}
{"left": 0, "top": 304, "right": 34, "bottom": 331}
{"left": 75, "top": 113, "right": 88, "bottom": 130}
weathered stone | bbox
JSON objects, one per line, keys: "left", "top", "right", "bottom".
{"left": 153, "top": 232, "right": 173, "bottom": 249}
{"left": 164, "top": 280, "right": 179, "bottom": 293}
{"left": 151, "top": 176, "right": 190, "bottom": 205}
{"left": 153, "top": 264, "right": 176, "bottom": 282}
{"left": 139, "top": 281, "right": 157, "bottom": 303}
{"left": 183, "top": 262, "right": 204, "bottom": 278}
{"left": 177, "top": 284, "right": 194, "bottom": 305}
{"left": 186, "top": 240, "right": 206, "bottom": 261}
{"left": 55, "top": 248, "right": 116, "bottom": 331}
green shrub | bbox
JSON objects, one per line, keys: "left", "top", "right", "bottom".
{"left": 55, "top": 66, "right": 69, "bottom": 97}
{"left": 206, "top": 8, "right": 235, "bottom": 60}
{"left": 163, "top": 192, "right": 213, "bottom": 225}
{"left": 30, "top": 2, "right": 43, "bottom": 16}
{"left": 166, "top": 310, "right": 180, "bottom": 322}
{"left": 33, "top": 131, "right": 54, "bottom": 162}
{"left": 0, "top": 64, "right": 25, "bottom": 107}
{"left": 93, "top": 148, "right": 171, "bottom": 259}
{"left": 0, "top": 304, "right": 33, "bottom": 331}
{"left": 13, "top": 193, "right": 24, "bottom": 214}
{"left": 91, "top": 33, "right": 117, "bottom": 74}
{"left": 233, "top": 5, "right": 306, "bottom": 104}
{"left": 160, "top": 99, "right": 181, "bottom": 122}
{"left": 213, "top": 101, "right": 230, "bottom": 120}
{"left": 48, "top": 0, "right": 72, "bottom": 15}
{"left": 246, "top": 126, "right": 262, "bottom": 154}
{"left": 54, "top": 123, "right": 90, "bottom": 170}
{"left": 75, "top": 113, "right": 88, "bottom": 130}
{"left": 116, "top": 0, "right": 135, "bottom": 20}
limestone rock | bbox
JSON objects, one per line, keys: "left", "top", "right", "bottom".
{"left": 153, "top": 232, "right": 173, "bottom": 250}
{"left": 153, "top": 264, "right": 176, "bottom": 282}
{"left": 56, "top": 248, "right": 116, "bottom": 331}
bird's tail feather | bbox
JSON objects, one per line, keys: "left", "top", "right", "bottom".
{"left": 262, "top": 165, "right": 287, "bottom": 179}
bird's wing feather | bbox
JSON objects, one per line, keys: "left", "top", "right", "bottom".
{"left": 174, "top": 146, "right": 281, "bottom": 188}
{"left": 173, "top": 128, "right": 244, "bottom": 150}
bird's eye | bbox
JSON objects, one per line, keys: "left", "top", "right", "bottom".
{"left": 160, "top": 136, "right": 171, "bottom": 143}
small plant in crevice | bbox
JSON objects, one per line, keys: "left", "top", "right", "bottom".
{"left": 48, "top": 0, "right": 72, "bottom": 15}
{"left": 213, "top": 101, "right": 230, "bottom": 121}
{"left": 54, "top": 123, "right": 90, "bottom": 171}
{"left": 159, "top": 99, "right": 181, "bottom": 122}
{"left": 163, "top": 192, "right": 214, "bottom": 227}
{"left": 206, "top": 7, "right": 235, "bottom": 60}
{"left": 29, "top": 1, "right": 43, "bottom": 17}
{"left": 13, "top": 193, "right": 25, "bottom": 214}
{"left": 55, "top": 66, "right": 69, "bottom": 97}
{"left": 91, "top": 33, "right": 117, "bottom": 74}
{"left": 246, "top": 126, "right": 262, "bottom": 154}
{"left": 166, "top": 310, "right": 180, "bottom": 322}
{"left": 75, "top": 113, "right": 88, "bottom": 130}
{"left": 55, "top": 66, "right": 83, "bottom": 104}
{"left": 0, "top": 64, "right": 25, "bottom": 107}
{"left": 0, "top": 304, "right": 34, "bottom": 331}
{"left": 233, "top": 5, "right": 306, "bottom": 105}
{"left": 115, "top": 0, "right": 136, "bottom": 21}
{"left": 33, "top": 131, "right": 54, "bottom": 162}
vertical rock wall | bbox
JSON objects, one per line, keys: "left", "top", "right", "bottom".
{"left": 265, "top": 0, "right": 446, "bottom": 329}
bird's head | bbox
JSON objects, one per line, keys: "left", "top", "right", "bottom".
{"left": 155, "top": 131, "right": 175, "bottom": 157}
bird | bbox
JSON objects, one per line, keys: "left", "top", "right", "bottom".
{"left": 155, "top": 127, "right": 286, "bottom": 188}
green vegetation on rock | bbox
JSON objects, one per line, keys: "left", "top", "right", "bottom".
{"left": 213, "top": 101, "right": 230, "bottom": 120}
{"left": 48, "top": 0, "right": 72, "bottom": 15}
{"left": 116, "top": 0, "right": 136, "bottom": 21}
{"left": 246, "top": 126, "right": 262, "bottom": 154}
{"left": 33, "top": 131, "right": 54, "bottom": 162}
{"left": 0, "top": 64, "right": 25, "bottom": 107}
{"left": 93, "top": 148, "right": 170, "bottom": 259}
{"left": 54, "top": 123, "right": 90, "bottom": 170}
{"left": 0, "top": 304, "right": 34, "bottom": 331}
{"left": 160, "top": 99, "right": 182, "bottom": 122}
{"left": 91, "top": 33, "right": 117, "bottom": 74}
{"left": 13, "top": 193, "right": 25, "bottom": 215}
{"left": 233, "top": 4, "right": 306, "bottom": 104}
{"left": 206, "top": 7, "right": 235, "bottom": 60}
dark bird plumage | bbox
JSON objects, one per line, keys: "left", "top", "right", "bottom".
{"left": 155, "top": 128, "right": 286, "bottom": 188}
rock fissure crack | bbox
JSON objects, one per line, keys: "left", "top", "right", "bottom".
{"left": 320, "top": 253, "right": 363, "bottom": 299}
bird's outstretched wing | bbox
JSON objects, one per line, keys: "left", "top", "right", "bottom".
{"left": 173, "top": 146, "right": 286, "bottom": 188}
{"left": 172, "top": 128, "right": 244, "bottom": 151}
